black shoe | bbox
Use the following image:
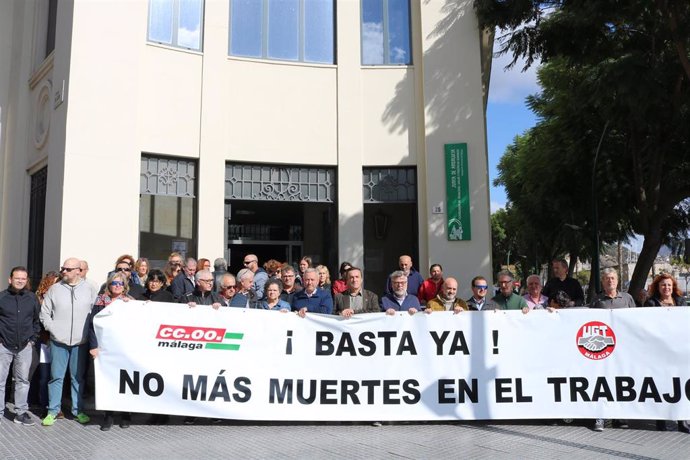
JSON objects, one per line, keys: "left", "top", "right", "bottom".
{"left": 147, "top": 414, "right": 170, "bottom": 425}
{"left": 100, "top": 415, "right": 114, "bottom": 431}
{"left": 183, "top": 416, "right": 196, "bottom": 425}
{"left": 612, "top": 419, "right": 629, "bottom": 429}
{"left": 119, "top": 414, "right": 131, "bottom": 429}
{"left": 679, "top": 421, "right": 690, "bottom": 434}
{"left": 656, "top": 421, "right": 668, "bottom": 431}
{"left": 14, "top": 412, "right": 35, "bottom": 426}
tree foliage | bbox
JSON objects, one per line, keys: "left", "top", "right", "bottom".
{"left": 478, "top": 0, "right": 690, "bottom": 293}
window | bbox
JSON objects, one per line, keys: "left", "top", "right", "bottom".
{"left": 28, "top": 167, "right": 48, "bottom": 287}
{"left": 148, "top": 0, "right": 204, "bottom": 51}
{"left": 361, "top": 0, "right": 411, "bottom": 65}
{"left": 229, "top": 0, "right": 335, "bottom": 64}
{"left": 140, "top": 155, "right": 198, "bottom": 262}
{"left": 46, "top": 0, "right": 58, "bottom": 57}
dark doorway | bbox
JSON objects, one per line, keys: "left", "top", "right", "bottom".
{"left": 225, "top": 200, "right": 337, "bottom": 274}
{"left": 363, "top": 203, "right": 419, "bottom": 297}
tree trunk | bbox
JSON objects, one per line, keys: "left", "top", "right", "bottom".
{"left": 628, "top": 227, "right": 664, "bottom": 295}
{"left": 587, "top": 270, "right": 596, "bottom": 304}
{"left": 567, "top": 247, "right": 579, "bottom": 277}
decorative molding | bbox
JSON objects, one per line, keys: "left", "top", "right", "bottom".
{"left": 225, "top": 163, "right": 335, "bottom": 203}
{"left": 363, "top": 167, "right": 417, "bottom": 203}
{"left": 33, "top": 81, "right": 52, "bottom": 150}
{"left": 28, "top": 51, "right": 54, "bottom": 90}
{"left": 140, "top": 155, "right": 196, "bottom": 197}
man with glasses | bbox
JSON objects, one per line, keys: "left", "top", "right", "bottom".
{"left": 381, "top": 271, "right": 420, "bottom": 316}
{"left": 384, "top": 255, "right": 425, "bottom": 298}
{"left": 466, "top": 276, "right": 499, "bottom": 311}
{"left": 279, "top": 265, "right": 302, "bottom": 305}
{"left": 492, "top": 271, "right": 528, "bottom": 310}
{"left": 186, "top": 270, "right": 225, "bottom": 309}
{"left": 40, "top": 258, "right": 97, "bottom": 426}
{"left": 0, "top": 266, "right": 41, "bottom": 426}
{"left": 218, "top": 273, "right": 237, "bottom": 305}
{"left": 242, "top": 254, "right": 268, "bottom": 300}
{"left": 171, "top": 258, "right": 197, "bottom": 302}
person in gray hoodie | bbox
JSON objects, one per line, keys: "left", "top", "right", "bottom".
{"left": 39, "top": 257, "right": 97, "bottom": 426}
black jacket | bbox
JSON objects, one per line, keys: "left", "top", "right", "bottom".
{"left": 142, "top": 289, "right": 174, "bottom": 303}
{"left": 644, "top": 295, "right": 687, "bottom": 307}
{"left": 186, "top": 289, "right": 226, "bottom": 306}
{"left": 0, "top": 287, "right": 41, "bottom": 351}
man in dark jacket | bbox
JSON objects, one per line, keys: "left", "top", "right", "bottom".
{"left": 334, "top": 267, "right": 379, "bottom": 317}
{"left": 466, "top": 276, "right": 499, "bottom": 311}
{"left": 171, "top": 258, "right": 197, "bottom": 301}
{"left": 0, "top": 266, "right": 40, "bottom": 426}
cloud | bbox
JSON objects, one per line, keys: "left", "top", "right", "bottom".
{"left": 490, "top": 201, "right": 505, "bottom": 213}
{"left": 362, "top": 22, "right": 384, "bottom": 64}
{"left": 391, "top": 46, "right": 407, "bottom": 63}
{"left": 178, "top": 25, "right": 201, "bottom": 50}
{"left": 488, "top": 47, "right": 540, "bottom": 104}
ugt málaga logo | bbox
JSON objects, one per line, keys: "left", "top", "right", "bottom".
{"left": 576, "top": 321, "right": 616, "bottom": 360}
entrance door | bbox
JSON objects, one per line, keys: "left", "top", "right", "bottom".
{"left": 225, "top": 200, "right": 336, "bottom": 274}
{"left": 363, "top": 203, "right": 419, "bottom": 297}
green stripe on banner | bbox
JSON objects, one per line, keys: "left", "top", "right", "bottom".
{"left": 225, "top": 332, "right": 244, "bottom": 339}
{"left": 205, "top": 343, "right": 240, "bottom": 351}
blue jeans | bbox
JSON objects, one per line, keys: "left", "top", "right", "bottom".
{"left": 48, "top": 342, "right": 88, "bottom": 416}
{"left": 0, "top": 343, "right": 33, "bottom": 416}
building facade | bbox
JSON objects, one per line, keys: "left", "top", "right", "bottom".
{"left": 0, "top": 0, "right": 493, "bottom": 297}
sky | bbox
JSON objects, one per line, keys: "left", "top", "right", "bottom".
{"left": 484, "top": 48, "right": 646, "bottom": 253}
{"left": 485, "top": 49, "right": 540, "bottom": 213}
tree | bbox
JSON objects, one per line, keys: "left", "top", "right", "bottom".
{"left": 477, "top": 0, "right": 690, "bottom": 293}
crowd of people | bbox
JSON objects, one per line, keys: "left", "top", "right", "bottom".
{"left": 0, "top": 254, "right": 687, "bottom": 433}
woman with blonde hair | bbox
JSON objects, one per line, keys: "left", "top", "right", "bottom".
{"left": 88, "top": 271, "right": 134, "bottom": 431}
{"left": 134, "top": 258, "right": 149, "bottom": 285}
{"left": 315, "top": 265, "right": 331, "bottom": 295}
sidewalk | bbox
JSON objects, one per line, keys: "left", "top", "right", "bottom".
{"left": 1, "top": 407, "right": 688, "bottom": 459}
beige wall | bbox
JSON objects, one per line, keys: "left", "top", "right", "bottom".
{"left": 417, "top": 0, "right": 493, "bottom": 294}
{"left": 0, "top": 0, "right": 492, "bottom": 297}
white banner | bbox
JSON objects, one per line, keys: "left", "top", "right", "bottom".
{"left": 93, "top": 301, "right": 690, "bottom": 421}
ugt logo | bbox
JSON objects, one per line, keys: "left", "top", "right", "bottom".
{"left": 576, "top": 321, "right": 616, "bottom": 360}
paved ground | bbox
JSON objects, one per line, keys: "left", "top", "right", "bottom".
{"left": 1, "top": 406, "right": 688, "bottom": 460}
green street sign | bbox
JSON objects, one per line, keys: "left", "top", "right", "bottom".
{"left": 445, "top": 143, "right": 471, "bottom": 241}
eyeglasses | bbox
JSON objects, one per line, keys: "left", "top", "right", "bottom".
{"left": 221, "top": 285, "right": 236, "bottom": 290}
{"left": 60, "top": 267, "right": 80, "bottom": 272}
{"left": 198, "top": 279, "right": 214, "bottom": 283}
{"left": 110, "top": 281, "right": 125, "bottom": 287}
{"left": 115, "top": 267, "right": 131, "bottom": 272}
{"left": 170, "top": 261, "right": 181, "bottom": 266}
{"left": 474, "top": 285, "right": 488, "bottom": 290}
{"left": 243, "top": 260, "right": 257, "bottom": 265}
{"left": 392, "top": 281, "right": 407, "bottom": 285}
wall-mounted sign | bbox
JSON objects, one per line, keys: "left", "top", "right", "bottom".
{"left": 445, "top": 143, "right": 471, "bottom": 241}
